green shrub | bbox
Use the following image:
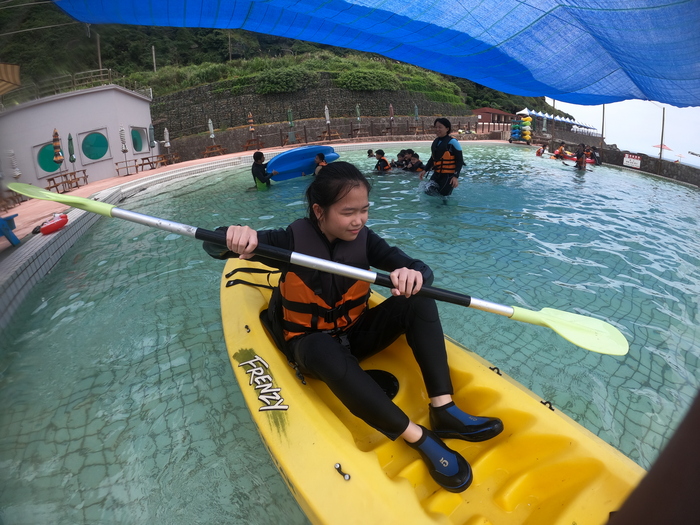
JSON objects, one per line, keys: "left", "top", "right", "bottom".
{"left": 335, "top": 69, "right": 399, "bottom": 91}
{"left": 425, "top": 92, "right": 465, "bottom": 105}
{"left": 256, "top": 66, "right": 319, "bottom": 94}
{"left": 186, "top": 62, "right": 229, "bottom": 86}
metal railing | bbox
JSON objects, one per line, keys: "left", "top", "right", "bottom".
{"left": 0, "top": 69, "right": 151, "bottom": 109}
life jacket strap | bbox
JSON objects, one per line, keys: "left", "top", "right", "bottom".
{"left": 281, "top": 294, "right": 368, "bottom": 324}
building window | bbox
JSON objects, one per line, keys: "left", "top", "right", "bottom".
{"left": 82, "top": 132, "right": 109, "bottom": 160}
{"left": 131, "top": 128, "right": 147, "bottom": 152}
{"left": 37, "top": 143, "right": 61, "bottom": 173}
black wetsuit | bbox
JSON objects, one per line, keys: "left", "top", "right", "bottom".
{"left": 203, "top": 223, "right": 453, "bottom": 439}
{"left": 252, "top": 162, "right": 272, "bottom": 186}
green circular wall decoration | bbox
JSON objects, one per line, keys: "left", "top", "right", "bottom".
{"left": 81, "top": 132, "right": 109, "bottom": 160}
{"left": 37, "top": 143, "right": 61, "bottom": 172}
{"left": 131, "top": 129, "right": 144, "bottom": 152}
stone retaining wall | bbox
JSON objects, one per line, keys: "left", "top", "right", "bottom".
{"left": 169, "top": 115, "right": 481, "bottom": 162}
{"left": 151, "top": 74, "right": 472, "bottom": 139}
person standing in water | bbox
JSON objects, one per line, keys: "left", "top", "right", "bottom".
{"left": 251, "top": 151, "right": 278, "bottom": 189}
{"left": 575, "top": 143, "right": 587, "bottom": 170}
{"left": 207, "top": 162, "right": 503, "bottom": 493}
{"left": 421, "top": 118, "right": 464, "bottom": 197}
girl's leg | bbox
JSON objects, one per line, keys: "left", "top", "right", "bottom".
{"left": 291, "top": 332, "right": 410, "bottom": 440}
{"left": 349, "top": 295, "right": 452, "bottom": 403}
{"left": 349, "top": 295, "right": 503, "bottom": 442}
{"left": 348, "top": 294, "right": 452, "bottom": 396}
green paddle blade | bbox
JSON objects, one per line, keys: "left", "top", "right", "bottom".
{"left": 8, "top": 183, "right": 116, "bottom": 217}
{"left": 510, "top": 306, "right": 629, "bottom": 356}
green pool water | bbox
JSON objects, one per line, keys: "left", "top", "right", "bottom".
{"left": 1, "top": 143, "right": 698, "bottom": 524}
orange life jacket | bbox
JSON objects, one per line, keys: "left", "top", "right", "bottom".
{"left": 279, "top": 219, "right": 370, "bottom": 340}
{"left": 430, "top": 136, "right": 461, "bottom": 175}
{"left": 375, "top": 157, "right": 391, "bottom": 171}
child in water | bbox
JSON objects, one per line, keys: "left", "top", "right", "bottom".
{"left": 374, "top": 149, "right": 392, "bottom": 171}
{"left": 210, "top": 162, "right": 503, "bottom": 493}
{"left": 251, "top": 151, "right": 278, "bottom": 188}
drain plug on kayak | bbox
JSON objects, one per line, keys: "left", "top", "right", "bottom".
{"left": 335, "top": 463, "right": 351, "bottom": 481}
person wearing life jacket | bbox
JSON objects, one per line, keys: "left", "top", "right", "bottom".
{"left": 404, "top": 152, "right": 425, "bottom": 173}
{"left": 302, "top": 153, "right": 328, "bottom": 177}
{"left": 205, "top": 162, "right": 503, "bottom": 494}
{"left": 374, "top": 149, "right": 391, "bottom": 171}
{"left": 391, "top": 150, "right": 407, "bottom": 168}
{"left": 421, "top": 118, "right": 464, "bottom": 196}
{"left": 536, "top": 144, "right": 547, "bottom": 157}
{"left": 313, "top": 153, "right": 327, "bottom": 175}
{"left": 553, "top": 142, "right": 567, "bottom": 159}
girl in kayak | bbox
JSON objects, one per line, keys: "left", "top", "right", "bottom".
{"left": 212, "top": 161, "right": 503, "bottom": 493}
{"left": 421, "top": 118, "right": 464, "bottom": 196}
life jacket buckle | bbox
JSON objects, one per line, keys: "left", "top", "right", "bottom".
{"left": 323, "top": 305, "right": 343, "bottom": 324}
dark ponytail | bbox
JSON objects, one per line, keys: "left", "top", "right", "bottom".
{"left": 306, "top": 161, "right": 371, "bottom": 225}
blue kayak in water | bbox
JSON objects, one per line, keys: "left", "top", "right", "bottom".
{"left": 268, "top": 145, "right": 339, "bottom": 181}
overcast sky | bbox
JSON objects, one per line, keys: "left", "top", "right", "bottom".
{"left": 545, "top": 99, "right": 700, "bottom": 169}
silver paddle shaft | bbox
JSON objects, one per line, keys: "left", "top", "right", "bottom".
{"left": 112, "top": 208, "right": 199, "bottom": 237}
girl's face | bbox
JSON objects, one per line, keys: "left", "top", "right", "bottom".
{"left": 313, "top": 185, "right": 369, "bottom": 243}
{"left": 434, "top": 121, "right": 449, "bottom": 137}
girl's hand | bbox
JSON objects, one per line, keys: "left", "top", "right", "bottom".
{"left": 389, "top": 268, "right": 423, "bottom": 298}
{"left": 226, "top": 225, "right": 258, "bottom": 260}
{"left": 450, "top": 176, "right": 459, "bottom": 188}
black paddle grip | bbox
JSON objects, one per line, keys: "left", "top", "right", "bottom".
{"left": 194, "top": 227, "right": 227, "bottom": 246}
{"left": 375, "top": 272, "right": 472, "bottom": 308}
{"left": 194, "top": 228, "right": 293, "bottom": 264}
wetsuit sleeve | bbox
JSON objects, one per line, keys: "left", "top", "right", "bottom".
{"left": 202, "top": 226, "right": 292, "bottom": 268}
{"left": 424, "top": 156, "right": 434, "bottom": 172}
{"left": 366, "top": 229, "right": 434, "bottom": 286}
{"left": 450, "top": 138, "right": 464, "bottom": 176}
{"left": 252, "top": 163, "right": 272, "bottom": 184}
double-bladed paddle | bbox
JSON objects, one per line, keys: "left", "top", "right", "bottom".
{"left": 9, "top": 182, "right": 629, "bottom": 356}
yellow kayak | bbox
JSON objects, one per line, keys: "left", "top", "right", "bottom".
{"left": 221, "top": 259, "right": 645, "bottom": 525}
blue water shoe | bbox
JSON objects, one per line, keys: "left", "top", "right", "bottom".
{"left": 405, "top": 425, "right": 472, "bottom": 493}
{"left": 430, "top": 401, "right": 504, "bottom": 442}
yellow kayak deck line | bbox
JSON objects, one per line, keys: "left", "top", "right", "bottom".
{"left": 221, "top": 260, "right": 645, "bottom": 525}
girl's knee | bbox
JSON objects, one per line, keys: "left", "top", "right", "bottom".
{"left": 410, "top": 295, "right": 440, "bottom": 322}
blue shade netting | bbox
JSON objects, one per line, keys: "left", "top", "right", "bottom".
{"left": 53, "top": 0, "right": 700, "bottom": 107}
